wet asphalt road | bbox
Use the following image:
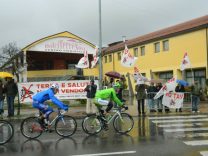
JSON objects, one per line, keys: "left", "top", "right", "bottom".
{"left": 1, "top": 115, "right": 208, "bottom": 156}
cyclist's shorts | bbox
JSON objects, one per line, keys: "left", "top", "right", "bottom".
{"left": 94, "top": 98, "right": 109, "bottom": 107}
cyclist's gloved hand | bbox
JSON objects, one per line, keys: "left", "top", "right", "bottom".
{"left": 63, "top": 104, "right": 69, "bottom": 111}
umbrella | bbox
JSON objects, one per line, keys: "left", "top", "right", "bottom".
{"left": 0, "top": 72, "right": 13, "bottom": 78}
{"left": 105, "top": 71, "right": 121, "bottom": 79}
{"left": 176, "top": 79, "right": 189, "bottom": 86}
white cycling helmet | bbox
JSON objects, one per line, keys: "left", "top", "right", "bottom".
{"left": 51, "top": 83, "right": 59, "bottom": 89}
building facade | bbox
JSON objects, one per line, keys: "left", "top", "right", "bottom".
{"left": 1, "top": 31, "right": 98, "bottom": 82}
{"left": 1, "top": 15, "right": 208, "bottom": 90}
{"left": 102, "top": 15, "right": 208, "bottom": 89}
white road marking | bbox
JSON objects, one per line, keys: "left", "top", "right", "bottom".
{"left": 158, "top": 123, "right": 203, "bottom": 128}
{"left": 184, "top": 140, "right": 208, "bottom": 146}
{"left": 71, "top": 151, "right": 136, "bottom": 156}
{"left": 200, "top": 151, "right": 208, "bottom": 156}
{"left": 176, "top": 132, "right": 208, "bottom": 138}
{"left": 148, "top": 115, "right": 207, "bottom": 120}
{"left": 164, "top": 127, "right": 208, "bottom": 132}
{"left": 152, "top": 118, "right": 208, "bottom": 123}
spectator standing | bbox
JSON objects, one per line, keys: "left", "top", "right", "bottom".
{"left": 84, "top": 79, "right": 97, "bottom": 114}
{"left": 5, "top": 78, "right": 18, "bottom": 117}
{"left": 175, "top": 84, "right": 185, "bottom": 112}
{"left": 191, "top": 81, "right": 202, "bottom": 113}
{"left": 155, "top": 83, "right": 163, "bottom": 112}
{"left": 116, "top": 79, "right": 123, "bottom": 100}
{"left": 135, "top": 84, "right": 146, "bottom": 116}
{"left": 108, "top": 77, "right": 115, "bottom": 88}
{"left": 205, "top": 79, "right": 208, "bottom": 100}
{"left": 147, "top": 82, "right": 157, "bottom": 112}
{"left": 0, "top": 80, "right": 5, "bottom": 118}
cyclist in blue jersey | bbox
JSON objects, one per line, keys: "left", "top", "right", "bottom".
{"left": 32, "top": 84, "right": 68, "bottom": 126}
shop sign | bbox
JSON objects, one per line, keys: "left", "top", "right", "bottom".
{"left": 29, "top": 37, "right": 95, "bottom": 54}
{"left": 18, "top": 80, "right": 99, "bottom": 103}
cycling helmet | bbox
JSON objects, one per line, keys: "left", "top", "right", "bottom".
{"left": 51, "top": 83, "right": 59, "bottom": 89}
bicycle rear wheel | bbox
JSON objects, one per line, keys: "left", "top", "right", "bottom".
{"left": 55, "top": 115, "right": 77, "bottom": 137}
{"left": 82, "top": 115, "right": 102, "bottom": 135}
{"left": 113, "top": 113, "right": 134, "bottom": 134}
{"left": 0, "top": 120, "right": 14, "bottom": 145}
{"left": 20, "top": 117, "right": 43, "bottom": 139}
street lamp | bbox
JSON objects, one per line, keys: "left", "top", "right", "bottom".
{"left": 98, "top": 0, "right": 103, "bottom": 89}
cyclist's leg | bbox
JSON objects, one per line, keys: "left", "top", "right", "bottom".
{"left": 41, "top": 105, "right": 53, "bottom": 125}
{"left": 105, "top": 101, "right": 113, "bottom": 113}
{"left": 33, "top": 102, "right": 53, "bottom": 126}
{"left": 94, "top": 98, "right": 110, "bottom": 130}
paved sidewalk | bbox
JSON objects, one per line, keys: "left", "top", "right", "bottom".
{"left": 1, "top": 100, "right": 207, "bottom": 120}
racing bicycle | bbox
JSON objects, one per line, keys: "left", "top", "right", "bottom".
{"left": 82, "top": 106, "right": 134, "bottom": 135}
{"left": 0, "top": 120, "right": 14, "bottom": 145}
{"left": 20, "top": 108, "right": 77, "bottom": 139}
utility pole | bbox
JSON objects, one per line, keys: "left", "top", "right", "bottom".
{"left": 98, "top": 0, "right": 103, "bottom": 89}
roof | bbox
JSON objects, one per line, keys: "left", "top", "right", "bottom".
{"left": 103, "top": 15, "right": 208, "bottom": 54}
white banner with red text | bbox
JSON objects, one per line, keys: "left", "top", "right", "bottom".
{"left": 162, "top": 92, "right": 184, "bottom": 108}
{"left": 17, "top": 80, "right": 99, "bottom": 103}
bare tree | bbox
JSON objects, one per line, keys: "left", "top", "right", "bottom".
{"left": 0, "top": 42, "right": 21, "bottom": 80}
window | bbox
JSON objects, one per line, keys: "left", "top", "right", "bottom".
{"left": 141, "top": 46, "right": 145, "bottom": 56}
{"left": 67, "top": 64, "right": 76, "bottom": 69}
{"left": 117, "top": 52, "right": 121, "bottom": 60}
{"left": 134, "top": 48, "right": 138, "bottom": 57}
{"left": 163, "top": 40, "right": 169, "bottom": 51}
{"left": 159, "top": 72, "right": 173, "bottom": 81}
{"left": 108, "top": 55, "right": 112, "bottom": 62}
{"left": 186, "top": 69, "right": 206, "bottom": 88}
{"left": 154, "top": 42, "right": 160, "bottom": 53}
{"left": 104, "top": 56, "right": 107, "bottom": 63}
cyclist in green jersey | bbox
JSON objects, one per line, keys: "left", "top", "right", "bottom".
{"left": 94, "top": 82, "right": 128, "bottom": 117}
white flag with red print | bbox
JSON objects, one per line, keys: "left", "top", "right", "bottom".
{"left": 154, "top": 77, "right": 177, "bottom": 99}
{"left": 180, "top": 52, "right": 191, "bottom": 71}
{"left": 91, "top": 46, "right": 99, "bottom": 68}
{"left": 75, "top": 51, "right": 89, "bottom": 68}
{"left": 133, "top": 67, "right": 148, "bottom": 84}
{"left": 121, "top": 45, "right": 137, "bottom": 67}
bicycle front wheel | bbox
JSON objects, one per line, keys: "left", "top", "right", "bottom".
{"left": 82, "top": 115, "right": 102, "bottom": 135}
{"left": 113, "top": 113, "right": 134, "bottom": 134}
{"left": 0, "top": 120, "right": 14, "bottom": 145}
{"left": 20, "top": 117, "right": 43, "bottom": 139}
{"left": 55, "top": 115, "right": 77, "bottom": 137}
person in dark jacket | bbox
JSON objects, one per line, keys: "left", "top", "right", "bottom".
{"left": 155, "top": 83, "right": 164, "bottom": 112}
{"left": 191, "top": 81, "right": 202, "bottom": 113}
{"left": 135, "top": 83, "right": 146, "bottom": 116}
{"left": 5, "top": 78, "right": 18, "bottom": 117}
{"left": 175, "top": 84, "right": 185, "bottom": 112}
{"left": 0, "top": 80, "right": 6, "bottom": 118}
{"left": 147, "top": 82, "right": 157, "bottom": 112}
{"left": 84, "top": 79, "right": 97, "bottom": 114}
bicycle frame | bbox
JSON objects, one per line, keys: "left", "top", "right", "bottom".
{"left": 103, "top": 108, "right": 123, "bottom": 125}
{"left": 47, "top": 110, "right": 66, "bottom": 126}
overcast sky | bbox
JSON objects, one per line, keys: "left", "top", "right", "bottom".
{"left": 0, "top": 0, "right": 208, "bottom": 50}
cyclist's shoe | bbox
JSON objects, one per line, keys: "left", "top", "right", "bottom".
{"left": 103, "top": 123, "right": 109, "bottom": 131}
